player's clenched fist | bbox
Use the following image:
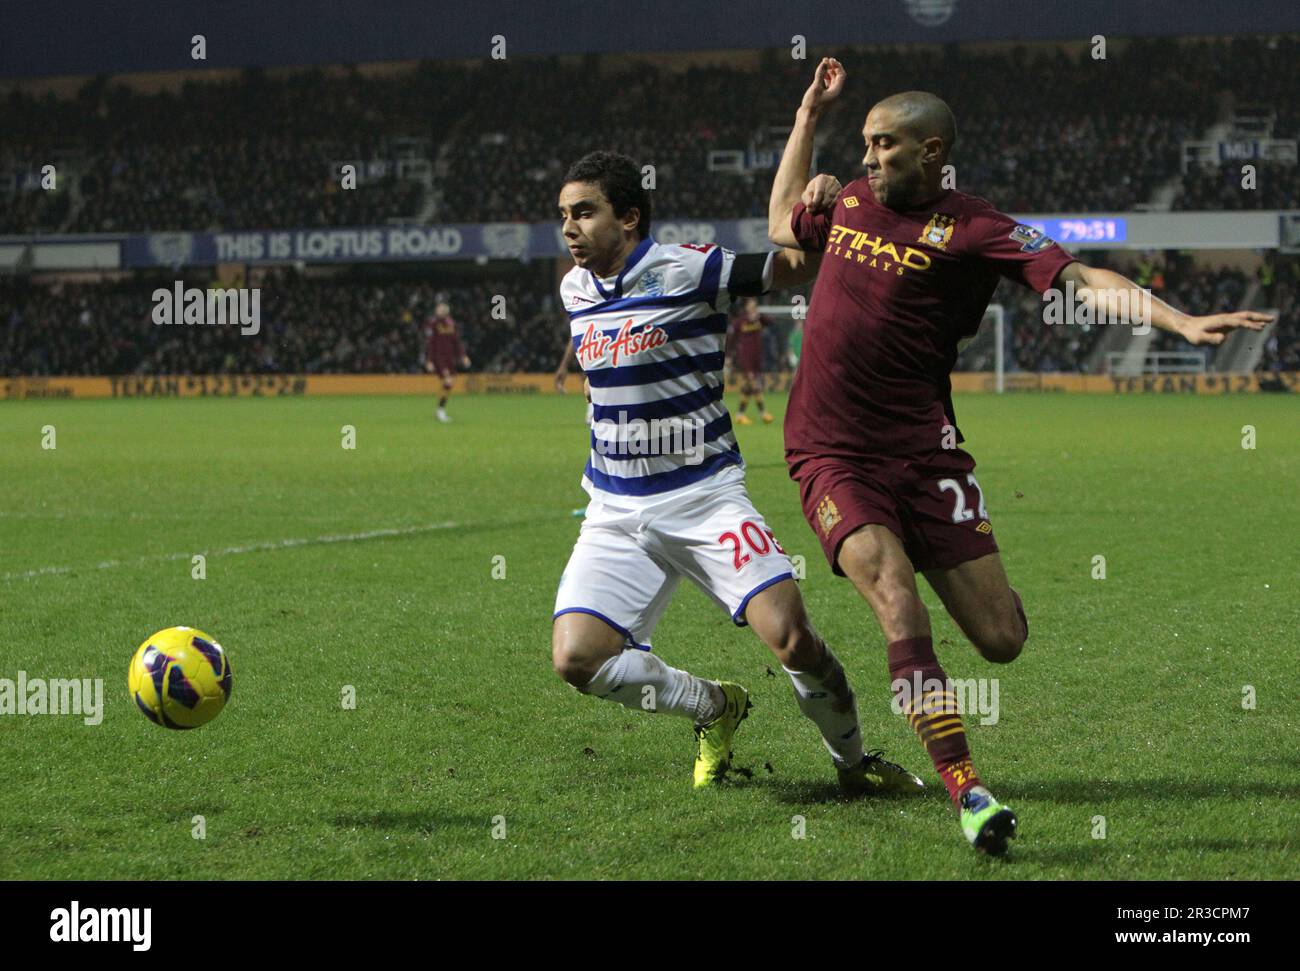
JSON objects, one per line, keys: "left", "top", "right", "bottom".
{"left": 800, "top": 57, "right": 845, "bottom": 116}
{"left": 802, "top": 174, "right": 842, "bottom": 214}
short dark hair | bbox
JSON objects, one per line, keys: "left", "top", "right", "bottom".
{"left": 563, "top": 151, "right": 651, "bottom": 239}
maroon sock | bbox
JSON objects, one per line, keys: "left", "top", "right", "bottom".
{"left": 887, "top": 635, "right": 982, "bottom": 805}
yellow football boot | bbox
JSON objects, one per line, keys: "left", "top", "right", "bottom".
{"left": 692, "top": 682, "right": 752, "bottom": 788}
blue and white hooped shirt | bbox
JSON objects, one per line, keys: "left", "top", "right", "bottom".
{"left": 561, "top": 237, "right": 750, "bottom": 505}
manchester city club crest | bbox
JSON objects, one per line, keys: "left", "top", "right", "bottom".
{"left": 816, "top": 494, "right": 842, "bottom": 537}
{"left": 918, "top": 213, "right": 956, "bottom": 250}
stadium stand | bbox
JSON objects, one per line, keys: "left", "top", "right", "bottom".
{"left": 3, "top": 262, "right": 1292, "bottom": 377}
{"left": 1, "top": 35, "right": 1296, "bottom": 377}
{"left": 4, "top": 35, "right": 1297, "bottom": 231}
{"left": 0, "top": 267, "right": 566, "bottom": 377}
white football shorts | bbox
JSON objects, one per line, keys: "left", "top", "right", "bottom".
{"left": 553, "top": 472, "right": 795, "bottom": 650}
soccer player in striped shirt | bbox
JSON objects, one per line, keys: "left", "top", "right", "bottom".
{"left": 769, "top": 58, "right": 1270, "bottom": 854}
{"left": 551, "top": 151, "right": 925, "bottom": 794}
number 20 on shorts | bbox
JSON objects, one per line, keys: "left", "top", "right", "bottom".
{"left": 718, "top": 521, "right": 787, "bottom": 571}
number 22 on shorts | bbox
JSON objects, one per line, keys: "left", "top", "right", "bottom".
{"left": 938, "top": 473, "right": 988, "bottom": 524}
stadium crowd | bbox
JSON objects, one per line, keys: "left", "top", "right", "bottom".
{"left": 2, "top": 35, "right": 1295, "bottom": 378}
{"left": 1255, "top": 255, "right": 1300, "bottom": 373}
{"left": 0, "top": 268, "right": 564, "bottom": 376}
{"left": 3, "top": 35, "right": 1296, "bottom": 233}
{"left": 1173, "top": 162, "right": 1300, "bottom": 211}
{"left": 3, "top": 259, "right": 1293, "bottom": 378}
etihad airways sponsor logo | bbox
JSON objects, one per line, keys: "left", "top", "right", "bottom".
{"left": 826, "top": 225, "right": 932, "bottom": 274}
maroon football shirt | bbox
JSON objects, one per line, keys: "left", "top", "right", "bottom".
{"left": 785, "top": 180, "right": 1076, "bottom": 464}
{"left": 424, "top": 315, "right": 464, "bottom": 370}
{"left": 729, "top": 313, "right": 766, "bottom": 372}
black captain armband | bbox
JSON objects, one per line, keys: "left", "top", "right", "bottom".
{"left": 727, "top": 252, "right": 773, "bottom": 298}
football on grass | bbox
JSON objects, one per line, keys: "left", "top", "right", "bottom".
{"left": 129, "top": 626, "right": 232, "bottom": 729}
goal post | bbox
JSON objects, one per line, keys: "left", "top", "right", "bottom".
{"left": 990, "top": 304, "right": 1005, "bottom": 394}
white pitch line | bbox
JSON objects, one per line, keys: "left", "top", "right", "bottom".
{"left": 1, "top": 521, "right": 461, "bottom": 581}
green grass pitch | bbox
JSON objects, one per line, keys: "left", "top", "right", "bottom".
{"left": 1, "top": 391, "right": 1296, "bottom": 880}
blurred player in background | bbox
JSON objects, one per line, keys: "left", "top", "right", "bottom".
{"left": 770, "top": 58, "right": 1272, "bottom": 854}
{"left": 726, "top": 297, "right": 773, "bottom": 424}
{"left": 787, "top": 318, "right": 803, "bottom": 372}
{"left": 422, "top": 300, "right": 470, "bottom": 422}
{"left": 553, "top": 340, "right": 595, "bottom": 425}
{"left": 552, "top": 150, "right": 924, "bottom": 794}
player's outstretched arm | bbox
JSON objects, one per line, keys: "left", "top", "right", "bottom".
{"left": 1056, "top": 262, "right": 1273, "bottom": 346}
{"left": 770, "top": 247, "right": 824, "bottom": 289}
{"left": 769, "top": 57, "right": 844, "bottom": 247}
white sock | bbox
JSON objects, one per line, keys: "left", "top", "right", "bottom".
{"left": 785, "top": 645, "right": 864, "bottom": 768}
{"left": 582, "top": 650, "right": 723, "bottom": 724}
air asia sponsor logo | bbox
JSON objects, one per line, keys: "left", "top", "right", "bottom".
{"left": 593, "top": 414, "right": 707, "bottom": 465}
{"left": 826, "top": 225, "right": 932, "bottom": 275}
{"left": 576, "top": 319, "right": 669, "bottom": 368}
{"left": 0, "top": 672, "right": 103, "bottom": 726}
{"left": 50, "top": 901, "right": 151, "bottom": 951}
{"left": 151, "top": 282, "right": 260, "bottom": 336}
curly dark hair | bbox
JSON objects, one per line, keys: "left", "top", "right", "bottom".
{"left": 562, "top": 151, "right": 651, "bottom": 239}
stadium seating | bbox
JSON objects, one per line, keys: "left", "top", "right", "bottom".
{"left": 2, "top": 36, "right": 1296, "bottom": 375}
{"left": 0, "top": 268, "right": 562, "bottom": 376}
{"left": 3, "top": 261, "right": 1292, "bottom": 377}
{"left": 4, "top": 36, "right": 1297, "bottom": 232}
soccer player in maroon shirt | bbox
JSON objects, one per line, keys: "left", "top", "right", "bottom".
{"left": 422, "top": 300, "right": 470, "bottom": 423}
{"left": 769, "top": 58, "right": 1271, "bottom": 855}
{"left": 726, "top": 297, "right": 773, "bottom": 424}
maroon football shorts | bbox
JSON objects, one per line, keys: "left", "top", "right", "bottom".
{"left": 737, "top": 345, "right": 763, "bottom": 375}
{"left": 791, "top": 448, "right": 999, "bottom": 575}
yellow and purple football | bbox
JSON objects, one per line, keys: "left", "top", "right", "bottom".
{"left": 128, "top": 626, "right": 232, "bottom": 729}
